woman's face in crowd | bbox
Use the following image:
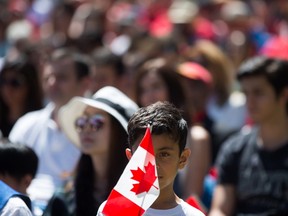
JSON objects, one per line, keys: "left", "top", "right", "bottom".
{"left": 139, "top": 71, "right": 169, "bottom": 107}
{"left": 0, "top": 70, "right": 28, "bottom": 107}
{"left": 76, "top": 106, "right": 111, "bottom": 155}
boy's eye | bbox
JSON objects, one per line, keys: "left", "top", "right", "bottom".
{"left": 158, "top": 152, "right": 170, "bottom": 158}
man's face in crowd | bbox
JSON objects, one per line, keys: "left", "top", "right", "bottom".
{"left": 42, "top": 58, "right": 84, "bottom": 107}
{"left": 241, "top": 75, "right": 286, "bottom": 124}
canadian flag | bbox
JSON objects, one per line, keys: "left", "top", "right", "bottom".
{"left": 101, "top": 127, "right": 160, "bottom": 216}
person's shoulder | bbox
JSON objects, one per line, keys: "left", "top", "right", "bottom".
{"left": 16, "top": 104, "right": 53, "bottom": 123}
{"left": 14, "top": 112, "right": 40, "bottom": 126}
{"left": 10, "top": 107, "right": 50, "bottom": 134}
{"left": 9, "top": 104, "right": 53, "bottom": 139}
{"left": 179, "top": 199, "right": 205, "bottom": 216}
{"left": 220, "top": 126, "right": 257, "bottom": 153}
{"left": 0, "top": 197, "right": 32, "bottom": 216}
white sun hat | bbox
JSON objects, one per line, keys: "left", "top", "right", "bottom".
{"left": 58, "top": 86, "right": 139, "bottom": 147}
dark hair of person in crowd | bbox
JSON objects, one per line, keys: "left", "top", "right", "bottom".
{"left": 74, "top": 115, "right": 128, "bottom": 215}
{"left": 0, "top": 139, "right": 38, "bottom": 193}
{"left": 69, "top": 5, "right": 106, "bottom": 53}
{"left": 186, "top": 39, "right": 235, "bottom": 106}
{"left": 0, "top": 55, "right": 43, "bottom": 137}
{"left": 48, "top": 48, "right": 92, "bottom": 80}
{"left": 92, "top": 47, "right": 125, "bottom": 77}
{"left": 128, "top": 101, "right": 188, "bottom": 154}
{"left": 133, "top": 58, "right": 190, "bottom": 125}
{"left": 237, "top": 56, "right": 288, "bottom": 113}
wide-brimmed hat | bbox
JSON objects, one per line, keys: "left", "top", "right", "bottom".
{"left": 59, "top": 86, "right": 139, "bottom": 147}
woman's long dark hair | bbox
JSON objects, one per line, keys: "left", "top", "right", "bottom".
{"left": 0, "top": 55, "right": 43, "bottom": 137}
{"left": 134, "top": 58, "right": 191, "bottom": 125}
{"left": 74, "top": 115, "right": 128, "bottom": 216}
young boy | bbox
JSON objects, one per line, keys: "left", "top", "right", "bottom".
{"left": 0, "top": 140, "right": 38, "bottom": 215}
{"left": 0, "top": 140, "right": 38, "bottom": 195}
{"left": 209, "top": 56, "right": 288, "bottom": 216}
{"left": 98, "top": 101, "right": 205, "bottom": 216}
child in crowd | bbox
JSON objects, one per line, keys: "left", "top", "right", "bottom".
{"left": 0, "top": 140, "right": 38, "bottom": 195}
{"left": 0, "top": 140, "right": 38, "bottom": 215}
{"left": 98, "top": 101, "right": 205, "bottom": 216}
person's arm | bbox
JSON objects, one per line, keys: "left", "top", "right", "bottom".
{"left": 208, "top": 184, "right": 236, "bottom": 216}
{"left": 208, "top": 133, "right": 243, "bottom": 216}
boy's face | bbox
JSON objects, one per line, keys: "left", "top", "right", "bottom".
{"left": 241, "top": 75, "right": 287, "bottom": 123}
{"left": 127, "top": 133, "right": 190, "bottom": 193}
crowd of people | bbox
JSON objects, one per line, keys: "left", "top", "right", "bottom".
{"left": 0, "top": 0, "right": 288, "bottom": 215}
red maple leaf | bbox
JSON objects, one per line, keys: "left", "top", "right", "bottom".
{"left": 130, "top": 162, "right": 158, "bottom": 195}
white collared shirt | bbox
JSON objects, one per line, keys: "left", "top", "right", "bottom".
{"left": 9, "top": 103, "right": 81, "bottom": 189}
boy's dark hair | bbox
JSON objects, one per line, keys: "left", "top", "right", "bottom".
{"left": 0, "top": 140, "right": 38, "bottom": 181}
{"left": 237, "top": 56, "right": 288, "bottom": 95}
{"left": 128, "top": 101, "right": 188, "bottom": 153}
{"left": 237, "top": 56, "right": 288, "bottom": 113}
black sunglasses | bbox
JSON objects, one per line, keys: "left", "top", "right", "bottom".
{"left": 0, "top": 78, "right": 24, "bottom": 88}
{"left": 75, "top": 114, "right": 105, "bottom": 132}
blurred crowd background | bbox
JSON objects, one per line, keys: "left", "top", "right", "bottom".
{"left": 0, "top": 0, "right": 288, "bottom": 215}
{"left": 0, "top": 0, "right": 288, "bottom": 77}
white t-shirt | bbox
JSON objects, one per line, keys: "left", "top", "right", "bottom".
{"left": 143, "top": 199, "right": 205, "bottom": 216}
{"left": 0, "top": 197, "right": 32, "bottom": 216}
{"left": 97, "top": 199, "right": 205, "bottom": 216}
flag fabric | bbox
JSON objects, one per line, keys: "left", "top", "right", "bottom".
{"left": 102, "top": 127, "right": 160, "bottom": 216}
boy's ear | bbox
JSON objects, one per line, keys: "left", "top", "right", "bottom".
{"left": 125, "top": 148, "right": 132, "bottom": 160}
{"left": 178, "top": 148, "right": 191, "bottom": 169}
{"left": 21, "top": 174, "right": 33, "bottom": 193}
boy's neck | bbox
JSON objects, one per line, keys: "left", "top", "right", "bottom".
{"left": 150, "top": 190, "right": 181, "bottom": 210}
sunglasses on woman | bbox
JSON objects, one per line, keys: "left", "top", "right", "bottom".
{"left": 75, "top": 114, "right": 104, "bottom": 132}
